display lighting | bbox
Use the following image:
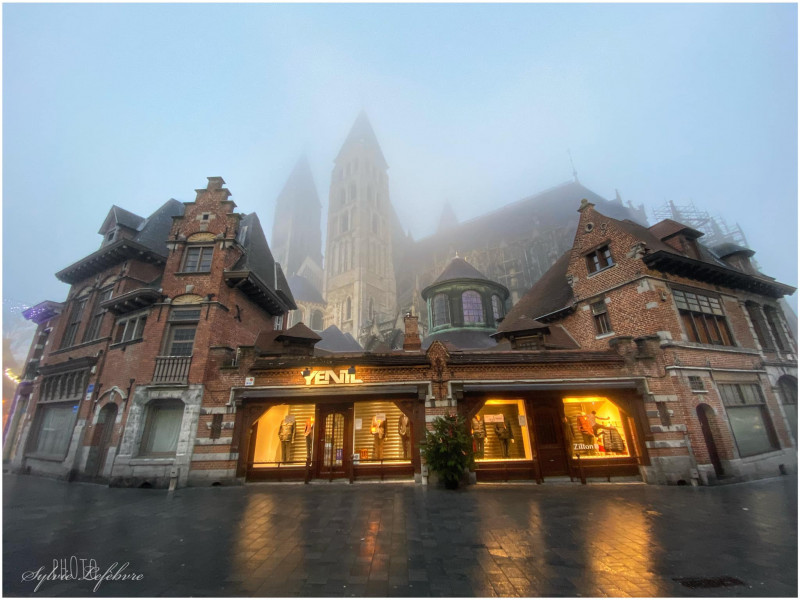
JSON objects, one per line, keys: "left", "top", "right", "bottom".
{"left": 4, "top": 369, "right": 21, "bottom": 384}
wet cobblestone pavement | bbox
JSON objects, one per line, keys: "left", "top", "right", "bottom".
{"left": 3, "top": 474, "right": 797, "bottom": 597}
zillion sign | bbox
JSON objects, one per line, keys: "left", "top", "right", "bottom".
{"left": 303, "top": 369, "right": 363, "bottom": 386}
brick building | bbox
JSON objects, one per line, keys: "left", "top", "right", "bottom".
{"left": 218, "top": 201, "right": 796, "bottom": 487}
{"left": 6, "top": 180, "right": 796, "bottom": 487}
{"left": 9, "top": 177, "right": 295, "bottom": 487}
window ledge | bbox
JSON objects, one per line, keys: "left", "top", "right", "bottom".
{"left": 129, "top": 457, "right": 176, "bottom": 466}
{"left": 587, "top": 264, "right": 616, "bottom": 278}
{"left": 595, "top": 332, "right": 616, "bottom": 340}
{"left": 109, "top": 338, "right": 144, "bottom": 350}
{"left": 661, "top": 341, "right": 759, "bottom": 355}
{"left": 173, "top": 271, "right": 212, "bottom": 276}
{"left": 24, "top": 453, "right": 68, "bottom": 463}
{"left": 51, "top": 338, "right": 109, "bottom": 355}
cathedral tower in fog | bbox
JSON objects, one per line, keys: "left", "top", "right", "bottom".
{"left": 270, "top": 155, "right": 323, "bottom": 282}
{"left": 323, "top": 111, "right": 397, "bottom": 338}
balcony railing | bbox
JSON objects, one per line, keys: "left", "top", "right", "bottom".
{"left": 152, "top": 355, "right": 192, "bottom": 385}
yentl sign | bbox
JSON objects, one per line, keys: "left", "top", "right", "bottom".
{"left": 303, "top": 369, "right": 364, "bottom": 386}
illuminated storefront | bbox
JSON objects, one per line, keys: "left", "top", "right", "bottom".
{"left": 233, "top": 363, "right": 430, "bottom": 482}
{"left": 459, "top": 384, "right": 645, "bottom": 483}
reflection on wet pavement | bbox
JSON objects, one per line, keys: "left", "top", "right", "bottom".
{"left": 3, "top": 475, "right": 797, "bottom": 597}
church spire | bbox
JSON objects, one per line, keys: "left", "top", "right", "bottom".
{"left": 335, "top": 111, "right": 388, "bottom": 169}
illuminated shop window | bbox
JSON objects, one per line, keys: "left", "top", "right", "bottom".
{"left": 472, "top": 400, "right": 532, "bottom": 461}
{"left": 353, "top": 401, "right": 411, "bottom": 463}
{"left": 563, "top": 397, "right": 631, "bottom": 459}
{"left": 251, "top": 403, "right": 317, "bottom": 467}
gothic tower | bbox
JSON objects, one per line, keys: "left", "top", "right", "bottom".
{"left": 271, "top": 155, "right": 323, "bottom": 284}
{"left": 323, "top": 111, "right": 397, "bottom": 341}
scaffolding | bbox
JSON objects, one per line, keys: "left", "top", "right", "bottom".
{"left": 652, "top": 199, "right": 750, "bottom": 250}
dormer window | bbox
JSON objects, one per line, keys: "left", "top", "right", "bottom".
{"left": 586, "top": 244, "right": 614, "bottom": 274}
{"left": 182, "top": 246, "right": 213, "bottom": 272}
{"left": 106, "top": 230, "right": 116, "bottom": 243}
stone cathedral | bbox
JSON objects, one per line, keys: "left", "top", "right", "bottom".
{"left": 271, "top": 112, "right": 648, "bottom": 348}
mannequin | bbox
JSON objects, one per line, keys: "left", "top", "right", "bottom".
{"left": 303, "top": 416, "right": 315, "bottom": 459}
{"left": 371, "top": 415, "right": 386, "bottom": 459}
{"left": 472, "top": 415, "right": 486, "bottom": 458}
{"left": 494, "top": 417, "right": 513, "bottom": 458}
{"left": 398, "top": 414, "right": 411, "bottom": 459}
{"left": 278, "top": 416, "right": 296, "bottom": 463}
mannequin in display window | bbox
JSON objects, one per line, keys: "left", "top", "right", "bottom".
{"left": 371, "top": 415, "right": 386, "bottom": 459}
{"left": 303, "top": 416, "right": 315, "bottom": 459}
{"left": 576, "top": 412, "right": 595, "bottom": 444}
{"left": 588, "top": 410, "right": 611, "bottom": 435}
{"left": 472, "top": 415, "right": 486, "bottom": 458}
{"left": 278, "top": 416, "right": 296, "bottom": 463}
{"left": 494, "top": 417, "right": 514, "bottom": 458}
{"left": 397, "top": 414, "right": 411, "bottom": 459}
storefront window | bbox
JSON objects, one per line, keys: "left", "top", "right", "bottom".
{"left": 472, "top": 400, "right": 532, "bottom": 461}
{"left": 353, "top": 401, "right": 411, "bottom": 463}
{"left": 563, "top": 397, "right": 631, "bottom": 459}
{"left": 251, "top": 403, "right": 316, "bottom": 467}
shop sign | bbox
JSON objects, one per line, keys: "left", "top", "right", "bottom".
{"left": 244, "top": 377, "right": 255, "bottom": 387}
{"left": 484, "top": 414, "right": 505, "bottom": 424}
{"left": 355, "top": 418, "right": 363, "bottom": 430}
{"left": 302, "top": 369, "right": 363, "bottom": 386}
{"left": 574, "top": 443, "right": 597, "bottom": 451}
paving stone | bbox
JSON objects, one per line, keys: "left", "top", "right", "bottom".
{"left": 2, "top": 473, "right": 797, "bottom": 597}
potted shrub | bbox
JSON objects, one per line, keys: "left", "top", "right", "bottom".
{"left": 421, "top": 414, "right": 475, "bottom": 489}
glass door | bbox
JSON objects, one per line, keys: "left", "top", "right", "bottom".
{"left": 316, "top": 405, "right": 352, "bottom": 480}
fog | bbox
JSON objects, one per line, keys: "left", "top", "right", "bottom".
{"left": 3, "top": 3, "right": 797, "bottom": 358}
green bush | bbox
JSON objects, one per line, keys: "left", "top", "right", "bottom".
{"left": 421, "top": 414, "right": 475, "bottom": 489}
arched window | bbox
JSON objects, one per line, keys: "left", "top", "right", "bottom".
{"left": 491, "top": 295, "right": 504, "bottom": 321}
{"left": 345, "top": 297, "right": 352, "bottom": 321}
{"left": 340, "top": 189, "right": 346, "bottom": 206}
{"left": 349, "top": 183, "right": 357, "bottom": 202}
{"left": 311, "top": 310, "right": 324, "bottom": 331}
{"left": 433, "top": 294, "right": 450, "bottom": 328}
{"left": 462, "top": 291, "right": 483, "bottom": 324}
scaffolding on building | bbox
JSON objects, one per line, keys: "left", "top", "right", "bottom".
{"left": 652, "top": 199, "right": 751, "bottom": 250}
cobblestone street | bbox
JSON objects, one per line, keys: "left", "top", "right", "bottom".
{"left": 3, "top": 474, "right": 797, "bottom": 597}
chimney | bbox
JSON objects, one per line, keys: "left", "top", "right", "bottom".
{"left": 403, "top": 313, "right": 422, "bottom": 352}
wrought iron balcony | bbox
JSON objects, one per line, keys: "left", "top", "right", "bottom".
{"left": 152, "top": 355, "right": 192, "bottom": 385}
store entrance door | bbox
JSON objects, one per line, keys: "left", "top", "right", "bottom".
{"left": 316, "top": 405, "right": 353, "bottom": 480}
{"left": 532, "top": 404, "right": 570, "bottom": 477}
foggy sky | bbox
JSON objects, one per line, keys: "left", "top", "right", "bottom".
{"left": 3, "top": 3, "right": 798, "bottom": 355}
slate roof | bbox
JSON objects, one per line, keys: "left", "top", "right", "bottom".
{"left": 56, "top": 199, "right": 185, "bottom": 283}
{"left": 98, "top": 205, "right": 145, "bottom": 234}
{"left": 422, "top": 329, "right": 499, "bottom": 351}
{"left": 433, "top": 257, "right": 490, "bottom": 285}
{"left": 648, "top": 218, "right": 702, "bottom": 240}
{"left": 228, "top": 213, "right": 296, "bottom": 309}
{"left": 316, "top": 325, "right": 364, "bottom": 353}
{"left": 497, "top": 251, "right": 574, "bottom": 329}
{"left": 287, "top": 274, "right": 325, "bottom": 305}
{"left": 711, "top": 242, "right": 755, "bottom": 259}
